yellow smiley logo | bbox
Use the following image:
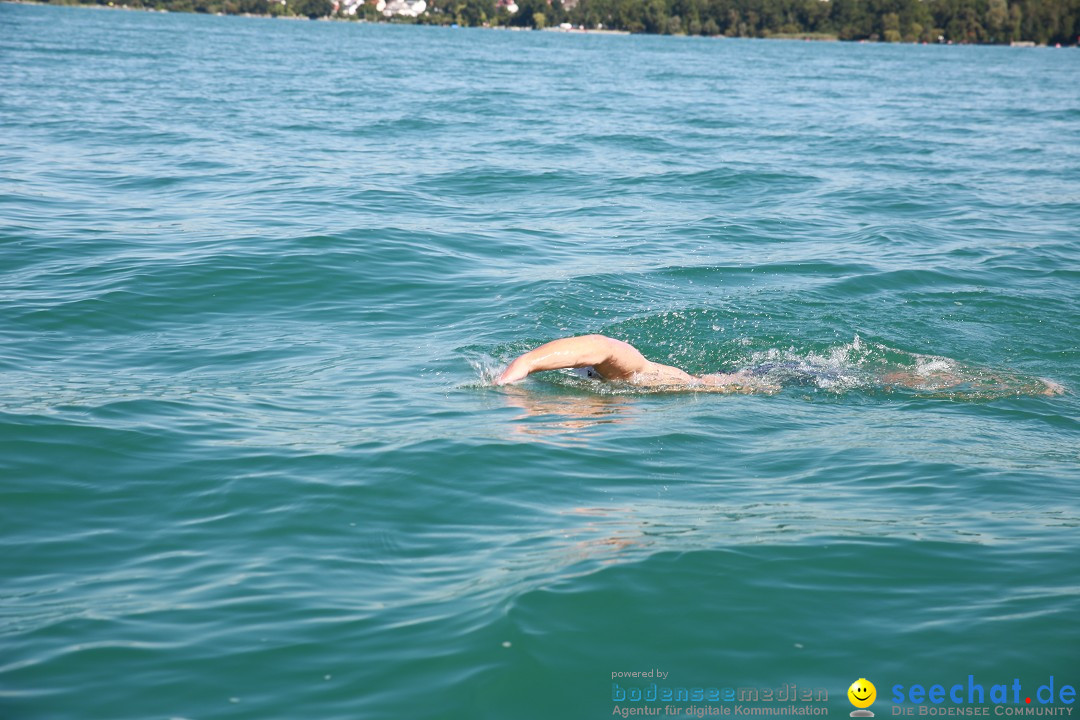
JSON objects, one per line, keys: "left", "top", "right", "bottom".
{"left": 848, "top": 678, "right": 876, "bottom": 715}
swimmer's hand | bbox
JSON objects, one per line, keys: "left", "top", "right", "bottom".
{"left": 496, "top": 359, "right": 531, "bottom": 385}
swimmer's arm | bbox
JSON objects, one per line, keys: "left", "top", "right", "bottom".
{"left": 696, "top": 371, "right": 781, "bottom": 394}
{"left": 496, "top": 335, "right": 649, "bottom": 385}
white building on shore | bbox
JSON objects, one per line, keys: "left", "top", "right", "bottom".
{"left": 338, "top": 0, "right": 426, "bottom": 15}
{"left": 375, "top": 0, "right": 427, "bottom": 15}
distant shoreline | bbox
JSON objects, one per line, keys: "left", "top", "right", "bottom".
{"left": 3, "top": 0, "right": 1074, "bottom": 46}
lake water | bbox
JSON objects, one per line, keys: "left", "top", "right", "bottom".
{"left": 1, "top": 4, "right": 1078, "bottom": 719}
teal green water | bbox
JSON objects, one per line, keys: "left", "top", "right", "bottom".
{"left": 2, "top": 4, "right": 1079, "bottom": 719}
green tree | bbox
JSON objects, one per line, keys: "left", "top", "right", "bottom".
{"left": 882, "top": 11, "right": 901, "bottom": 40}
{"left": 1008, "top": 3, "right": 1022, "bottom": 40}
{"left": 509, "top": 0, "right": 544, "bottom": 25}
{"left": 457, "top": 0, "right": 493, "bottom": 25}
{"left": 984, "top": 0, "right": 1008, "bottom": 40}
{"left": 643, "top": 0, "right": 667, "bottom": 32}
{"left": 291, "top": 0, "right": 331, "bottom": 16}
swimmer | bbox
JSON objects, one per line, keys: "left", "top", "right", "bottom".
{"left": 496, "top": 334, "right": 774, "bottom": 393}
{"left": 495, "top": 334, "right": 1065, "bottom": 396}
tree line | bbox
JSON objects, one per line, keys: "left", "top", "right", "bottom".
{"left": 45, "top": 0, "right": 1080, "bottom": 45}
{"left": 445, "top": 0, "right": 1078, "bottom": 44}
